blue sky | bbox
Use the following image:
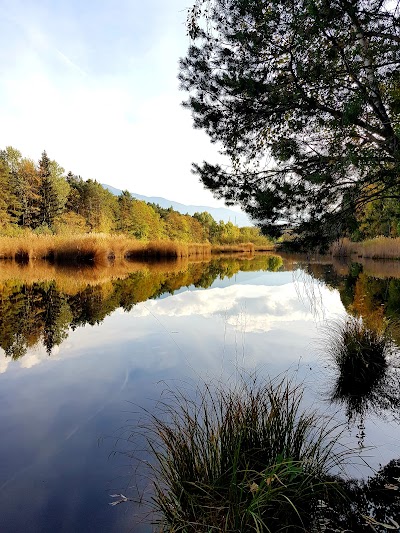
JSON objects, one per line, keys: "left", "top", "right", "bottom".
{"left": 0, "top": 0, "right": 232, "bottom": 207}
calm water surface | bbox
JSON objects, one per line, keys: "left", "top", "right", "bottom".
{"left": 1, "top": 254, "right": 400, "bottom": 532}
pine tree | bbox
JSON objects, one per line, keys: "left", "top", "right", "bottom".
{"left": 38, "top": 150, "right": 60, "bottom": 228}
{"left": 181, "top": 0, "right": 400, "bottom": 244}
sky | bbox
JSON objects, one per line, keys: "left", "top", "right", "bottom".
{"left": 0, "top": 0, "right": 233, "bottom": 208}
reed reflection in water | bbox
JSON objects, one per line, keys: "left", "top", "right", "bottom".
{"left": 0, "top": 254, "right": 285, "bottom": 362}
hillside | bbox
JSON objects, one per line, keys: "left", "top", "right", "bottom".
{"left": 102, "top": 184, "right": 253, "bottom": 227}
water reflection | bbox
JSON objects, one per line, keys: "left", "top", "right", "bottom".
{"left": 291, "top": 257, "right": 400, "bottom": 446}
{"left": 313, "top": 457, "right": 400, "bottom": 532}
{"left": 2, "top": 252, "right": 400, "bottom": 532}
{"left": 299, "top": 258, "right": 400, "bottom": 340}
{"left": 0, "top": 255, "right": 284, "bottom": 360}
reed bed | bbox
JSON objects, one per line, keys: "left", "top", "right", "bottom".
{"left": 0, "top": 234, "right": 131, "bottom": 263}
{"left": 125, "top": 241, "right": 211, "bottom": 259}
{"left": 331, "top": 236, "right": 400, "bottom": 260}
{"left": 0, "top": 234, "right": 212, "bottom": 264}
{"left": 329, "top": 238, "right": 353, "bottom": 257}
{"left": 254, "top": 243, "right": 276, "bottom": 252}
{"left": 211, "top": 242, "right": 255, "bottom": 254}
{"left": 137, "top": 377, "right": 349, "bottom": 533}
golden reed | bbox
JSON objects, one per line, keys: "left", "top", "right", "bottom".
{"left": 0, "top": 234, "right": 212, "bottom": 263}
{"left": 330, "top": 236, "right": 400, "bottom": 260}
{"left": 211, "top": 242, "right": 255, "bottom": 254}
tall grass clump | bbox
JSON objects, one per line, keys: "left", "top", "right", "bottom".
{"left": 329, "top": 237, "right": 355, "bottom": 257}
{"left": 323, "top": 316, "right": 400, "bottom": 422}
{"left": 143, "top": 377, "right": 348, "bottom": 532}
{"left": 125, "top": 241, "right": 211, "bottom": 260}
{"left": 0, "top": 234, "right": 212, "bottom": 264}
{"left": 355, "top": 236, "right": 400, "bottom": 259}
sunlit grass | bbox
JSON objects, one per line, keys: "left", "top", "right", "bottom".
{"left": 0, "top": 234, "right": 212, "bottom": 263}
{"left": 138, "top": 377, "right": 349, "bottom": 533}
{"left": 331, "top": 236, "right": 400, "bottom": 259}
{"left": 126, "top": 240, "right": 211, "bottom": 259}
{"left": 254, "top": 243, "right": 276, "bottom": 252}
{"left": 211, "top": 242, "right": 255, "bottom": 254}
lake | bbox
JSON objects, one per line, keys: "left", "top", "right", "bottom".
{"left": 1, "top": 253, "right": 400, "bottom": 532}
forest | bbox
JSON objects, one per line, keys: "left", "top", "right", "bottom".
{"left": 0, "top": 146, "right": 271, "bottom": 247}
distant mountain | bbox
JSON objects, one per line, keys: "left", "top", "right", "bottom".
{"left": 102, "top": 184, "right": 253, "bottom": 227}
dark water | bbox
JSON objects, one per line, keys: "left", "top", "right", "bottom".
{"left": 1, "top": 254, "right": 400, "bottom": 532}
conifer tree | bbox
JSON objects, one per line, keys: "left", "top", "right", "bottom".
{"left": 181, "top": 0, "right": 400, "bottom": 244}
{"left": 38, "top": 150, "right": 60, "bottom": 228}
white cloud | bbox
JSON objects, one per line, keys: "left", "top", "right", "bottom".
{"left": 129, "top": 282, "right": 345, "bottom": 333}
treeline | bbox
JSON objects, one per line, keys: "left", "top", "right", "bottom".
{"left": 0, "top": 146, "right": 270, "bottom": 245}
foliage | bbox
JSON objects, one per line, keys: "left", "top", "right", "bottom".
{"left": 180, "top": 0, "right": 400, "bottom": 245}
{"left": 38, "top": 150, "right": 62, "bottom": 228}
{"left": 0, "top": 146, "right": 272, "bottom": 248}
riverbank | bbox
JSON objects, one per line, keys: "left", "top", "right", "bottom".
{"left": 331, "top": 236, "right": 400, "bottom": 260}
{"left": 0, "top": 234, "right": 272, "bottom": 264}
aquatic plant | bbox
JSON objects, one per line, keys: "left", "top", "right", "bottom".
{"left": 324, "top": 316, "right": 400, "bottom": 426}
{"left": 141, "top": 377, "right": 349, "bottom": 533}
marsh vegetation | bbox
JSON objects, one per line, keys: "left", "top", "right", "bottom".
{"left": 324, "top": 317, "right": 400, "bottom": 423}
{"left": 126, "top": 374, "right": 400, "bottom": 532}
{"left": 142, "top": 377, "right": 347, "bottom": 533}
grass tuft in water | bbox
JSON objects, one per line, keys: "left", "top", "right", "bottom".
{"left": 324, "top": 316, "right": 400, "bottom": 422}
{"left": 322, "top": 315, "right": 400, "bottom": 450}
{"left": 144, "top": 376, "right": 348, "bottom": 532}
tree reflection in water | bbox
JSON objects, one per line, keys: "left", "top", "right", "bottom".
{"left": 0, "top": 254, "right": 284, "bottom": 358}
{"left": 331, "top": 458, "right": 400, "bottom": 532}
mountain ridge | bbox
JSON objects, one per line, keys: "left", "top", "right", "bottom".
{"left": 102, "top": 184, "right": 253, "bottom": 227}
